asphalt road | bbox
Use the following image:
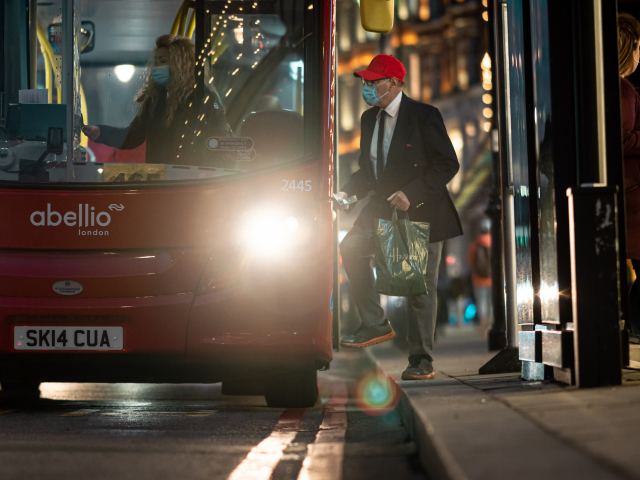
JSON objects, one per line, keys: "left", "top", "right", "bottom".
{"left": 0, "top": 349, "right": 426, "bottom": 480}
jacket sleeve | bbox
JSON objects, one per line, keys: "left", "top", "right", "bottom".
{"left": 95, "top": 110, "right": 148, "bottom": 150}
{"left": 402, "top": 107, "right": 459, "bottom": 208}
{"left": 340, "top": 112, "right": 375, "bottom": 200}
{"left": 621, "top": 79, "right": 640, "bottom": 157}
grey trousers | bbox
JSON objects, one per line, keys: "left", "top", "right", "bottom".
{"left": 340, "top": 222, "right": 443, "bottom": 363}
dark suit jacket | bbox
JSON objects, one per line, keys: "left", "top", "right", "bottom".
{"left": 341, "top": 93, "right": 463, "bottom": 243}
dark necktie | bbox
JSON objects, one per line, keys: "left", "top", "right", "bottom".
{"left": 377, "top": 110, "right": 386, "bottom": 181}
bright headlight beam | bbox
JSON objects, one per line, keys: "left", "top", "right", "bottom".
{"left": 283, "top": 215, "right": 300, "bottom": 233}
{"left": 240, "top": 212, "right": 301, "bottom": 256}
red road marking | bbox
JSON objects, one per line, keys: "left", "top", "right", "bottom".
{"left": 226, "top": 408, "right": 306, "bottom": 480}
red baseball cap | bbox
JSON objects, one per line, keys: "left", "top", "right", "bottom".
{"left": 354, "top": 55, "right": 406, "bottom": 82}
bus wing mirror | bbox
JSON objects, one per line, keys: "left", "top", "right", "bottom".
{"left": 47, "top": 21, "right": 95, "bottom": 54}
{"left": 47, "top": 127, "right": 64, "bottom": 155}
{"left": 360, "top": 0, "right": 394, "bottom": 33}
{"left": 80, "top": 21, "right": 95, "bottom": 54}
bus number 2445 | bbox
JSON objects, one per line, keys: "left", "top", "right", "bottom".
{"left": 282, "top": 180, "right": 312, "bottom": 191}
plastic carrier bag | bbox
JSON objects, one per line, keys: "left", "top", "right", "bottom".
{"left": 374, "top": 207, "right": 430, "bottom": 296}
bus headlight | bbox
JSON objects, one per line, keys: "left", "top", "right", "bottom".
{"left": 238, "top": 212, "right": 301, "bottom": 256}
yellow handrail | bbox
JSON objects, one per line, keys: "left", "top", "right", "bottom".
{"left": 36, "top": 23, "right": 63, "bottom": 104}
{"left": 170, "top": 9, "right": 182, "bottom": 36}
{"left": 36, "top": 24, "right": 54, "bottom": 103}
{"left": 37, "top": 22, "right": 88, "bottom": 145}
{"left": 79, "top": 83, "right": 88, "bottom": 146}
{"left": 186, "top": 9, "right": 196, "bottom": 39}
{"left": 41, "top": 43, "right": 52, "bottom": 103}
{"left": 178, "top": 0, "right": 191, "bottom": 37}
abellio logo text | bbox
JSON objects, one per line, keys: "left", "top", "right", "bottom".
{"left": 30, "top": 204, "right": 120, "bottom": 236}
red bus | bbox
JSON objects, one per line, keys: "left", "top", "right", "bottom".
{"left": 0, "top": 0, "right": 337, "bottom": 407}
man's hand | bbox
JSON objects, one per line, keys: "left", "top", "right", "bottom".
{"left": 387, "top": 191, "right": 410, "bottom": 211}
{"left": 334, "top": 192, "right": 350, "bottom": 210}
{"left": 82, "top": 125, "right": 101, "bottom": 142}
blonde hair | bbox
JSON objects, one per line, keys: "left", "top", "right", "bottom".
{"left": 137, "top": 34, "right": 195, "bottom": 126}
{"left": 619, "top": 13, "right": 640, "bottom": 77}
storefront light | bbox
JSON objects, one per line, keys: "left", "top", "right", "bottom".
{"left": 465, "top": 123, "right": 476, "bottom": 137}
{"left": 483, "top": 108, "right": 493, "bottom": 119}
{"left": 481, "top": 53, "right": 492, "bottom": 90}
{"left": 449, "top": 129, "right": 464, "bottom": 157}
{"left": 419, "top": 0, "right": 430, "bottom": 21}
{"left": 398, "top": 0, "right": 409, "bottom": 20}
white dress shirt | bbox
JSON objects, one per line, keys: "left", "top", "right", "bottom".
{"left": 370, "top": 92, "right": 403, "bottom": 179}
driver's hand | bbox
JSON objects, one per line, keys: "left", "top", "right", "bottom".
{"left": 334, "top": 191, "right": 350, "bottom": 211}
{"left": 82, "top": 125, "right": 100, "bottom": 142}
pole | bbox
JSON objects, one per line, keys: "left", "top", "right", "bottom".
{"left": 498, "top": 2, "right": 519, "bottom": 348}
{"left": 479, "top": 0, "right": 521, "bottom": 373}
{"left": 332, "top": 54, "right": 341, "bottom": 351}
{"left": 29, "top": 0, "right": 37, "bottom": 90}
{"left": 62, "top": 0, "right": 74, "bottom": 180}
{"left": 486, "top": 0, "right": 506, "bottom": 351}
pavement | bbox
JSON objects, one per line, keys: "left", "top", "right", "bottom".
{"left": 0, "top": 349, "right": 425, "bottom": 480}
{"left": 368, "top": 326, "right": 640, "bottom": 480}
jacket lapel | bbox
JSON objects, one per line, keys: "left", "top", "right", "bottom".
{"left": 384, "top": 94, "right": 412, "bottom": 172}
{"left": 361, "top": 107, "right": 377, "bottom": 177}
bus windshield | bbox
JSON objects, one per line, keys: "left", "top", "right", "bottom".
{"left": 0, "top": 0, "right": 318, "bottom": 185}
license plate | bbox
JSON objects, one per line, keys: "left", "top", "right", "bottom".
{"left": 14, "top": 327, "right": 123, "bottom": 351}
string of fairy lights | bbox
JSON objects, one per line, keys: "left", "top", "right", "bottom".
{"left": 177, "top": 1, "right": 268, "bottom": 160}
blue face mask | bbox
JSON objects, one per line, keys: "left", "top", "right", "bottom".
{"left": 362, "top": 79, "right": 390, "bottom": 107}
{"left": 152, "top": 65, "right": 171, "bottom": 86}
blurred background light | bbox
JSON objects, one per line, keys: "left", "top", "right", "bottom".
{"left": 114, "top": 64, "right": 135, "bottom": 83}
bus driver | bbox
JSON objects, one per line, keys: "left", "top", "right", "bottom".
{"left": 83, "top": 34, "right": 231, "bottom": 166}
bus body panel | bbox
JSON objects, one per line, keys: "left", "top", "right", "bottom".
{"left": 0, "top": 0, "right": 337, "bottom": 382}
{"left": 0, "top": 248, "right": 210, "bottom": 298}
{"left": 187, "top": 258, "right": 331, "bottom": 358}
{"left": 0, "top": 294, "right": 193, "bottom": 354}
{"left": 0, "top": 160, "right": 335, "bottom": 369}
{"left": 0, "top": 162, "right": 320, "bottom": 250}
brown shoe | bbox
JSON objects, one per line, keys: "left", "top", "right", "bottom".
{"left": 340, "top": 320, "right": 395, "bottom": 348}
{"left": 401, "top": 371, "right": 435, "bottom": 380}
{"left": 401, "top": 357, "right": 435, "bottom": 380}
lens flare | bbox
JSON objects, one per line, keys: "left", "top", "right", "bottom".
{"left": 352, "top": 369, "right": 401, "bottom": 416}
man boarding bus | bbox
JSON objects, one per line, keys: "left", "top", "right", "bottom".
{"left": 335, "top": 55, "right": 463, "bottom": 381}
